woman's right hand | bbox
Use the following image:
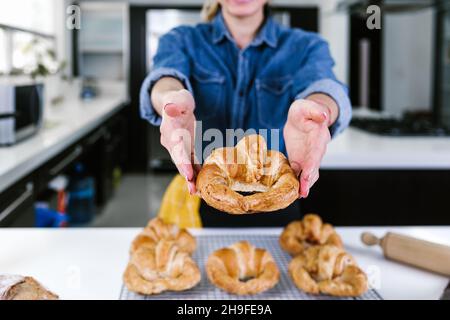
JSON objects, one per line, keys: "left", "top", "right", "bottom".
{"left": 160, "top": 89, "right": 198, "bottom": 194}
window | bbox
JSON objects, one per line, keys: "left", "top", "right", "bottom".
{"left": 0, "top": 29, "right": 7, "bottom": 74}
{"left": 0, "top": 0, "right": 58, "bottom": 75}
{"left": 0, "top": 0, "right": 55, "bottom": 35}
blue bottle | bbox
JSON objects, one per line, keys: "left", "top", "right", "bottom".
{"left": 67, "top": 163, "right": 96, "bottom": 225}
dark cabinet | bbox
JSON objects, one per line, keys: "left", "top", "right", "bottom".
{"left": 35, "top": 144, "right": 84, "bottom": 194}
{"left": 0, "top": 178, "right": 35, "bottom": 227}
{"left": 301, "top": 169, "right": 450, "bottom": 226}
{"left": 85, "top": 112, "right": 128, "bottom": 205}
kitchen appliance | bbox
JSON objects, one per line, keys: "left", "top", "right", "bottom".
{"left": 145, "top": 8, "right": 202, "bottom": 170}
{"left": 362, "top": 232, "right": 450, "bottom": 276}
{"left": 351, "top": 112, "right": 450, "bottom": 136}
{"left": 144, "top": 7, "right": 318, "bottom": 170}
{"left": 0, "top": 79, "right": 44, "bottom": 146}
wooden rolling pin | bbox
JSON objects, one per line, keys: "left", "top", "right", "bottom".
{"left": 361, "top": 232, "right": 450, "bottom": 276}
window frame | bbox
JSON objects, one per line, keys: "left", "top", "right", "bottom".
{"left": 0, "top": 23, "right": 56, "bottom": 75}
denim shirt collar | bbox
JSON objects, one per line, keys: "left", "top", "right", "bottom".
{"left": 212, "top": 11, "right": 278, "bottom": 48}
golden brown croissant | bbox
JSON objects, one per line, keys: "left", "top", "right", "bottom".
{"left": 288, "top": 245, "right": 368, "bottom": 297}
{"left": 130, "top": 217, "right": 196, "bottom": 254}
{"left": 279, "top": 213, "right": 343, "bottom": 256}
{"left": 124, "top": 240, "right": 201, "bottom": 295}
{"left": 196, "top": 134, "right": 299, "bottom": 214}
{"left": 206, "top": 241, "right": 280, "bottom": 295}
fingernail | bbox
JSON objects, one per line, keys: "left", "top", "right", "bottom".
{"left": 163, "top": 102, "right": 173, "bottom": 111}
{"left": 186, "top": 180, "right": 191, "bottom": 192}
{"left": 303, "top": 187, "right": 309, "bottom": 198}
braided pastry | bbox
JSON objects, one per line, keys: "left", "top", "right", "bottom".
{"left": 288, "top": 245, "right": 368, "bottom": 296}
{"left": 206, "top": 241, "right": 280, "bottom": 295}
{"left": 124, "top": 240, "right": 201, "bottom": 295}
{"left": 279, "top": 213, "right": 343, "bottom": 256}
{"left": 196, "top": 134, "right": 299, "bottom": 214}
{"left": 130, "top": 217, "right": 196, "bottom": 254}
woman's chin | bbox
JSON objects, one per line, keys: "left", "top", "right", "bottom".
{"left": 226, "top": 7, "right": 262, "bottom": 18}
{"left": 223, "top": 0, "right": 264, "bottom": 17}
{"left": 230, "top": 0, "right": 257, "bottom": 5}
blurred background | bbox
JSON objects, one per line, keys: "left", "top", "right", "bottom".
{"left": 0, "top": 0, "right": 449, "bottom": 228}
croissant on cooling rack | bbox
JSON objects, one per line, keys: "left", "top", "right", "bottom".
{"left": 206, "top": 241, "right": 280, "bottom": 295}
{"left": 279, "top": 213, "right": 343, "bottom": 256}
{"left": 124, "top": 218, "right": 200, "bottom": 295}
{"left": 288, "top": 245, "right": 368, "bottom": 297}
{"left": 130, "top": 217, "right": 196, "bottom": 254}
{"left": 124, "top": 240, "right": 201, "bottom": 295}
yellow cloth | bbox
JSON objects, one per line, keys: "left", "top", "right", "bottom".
{"left": 157, "top": 174, "right": 202, "bottom": 228}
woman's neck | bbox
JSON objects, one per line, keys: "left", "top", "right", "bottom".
{"left": 222, "top": 9, "right": 265, "bottom": 49}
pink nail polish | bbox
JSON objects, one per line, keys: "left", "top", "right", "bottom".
{"left": 163, "top": 102, "right": 174, "bottom": 111}
{"left": 186, "top": 182, "right": 192, "bottom": 194}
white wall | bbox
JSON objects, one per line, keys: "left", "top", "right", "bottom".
{"left": 383, "top": 9, "right": 435, "bottom": 116}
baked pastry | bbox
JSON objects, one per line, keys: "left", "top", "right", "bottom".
{"left": 124, "top": 240, "right": 201, "bottom": 295}
{"left": 288, "top": 245, "right": 368, "bottom": 297}
{"left": 0, "top": 275, "right": 58, "bottom": 300}
{"left": 196, "top": 134, "right": 299, "bottom": 214}
{"left": 130, "top": 217, "right": 196, "bottom": 254}
{"left": 206, "top": 241, "right": 280, "bottom": 295}
{"left": 279, "top": 213, "right": 343, "bottom": 256}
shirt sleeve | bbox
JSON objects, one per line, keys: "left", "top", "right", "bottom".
{"left": 139, "top": 27, "right": 194, "bottom": 126}
{"left": 292, "top": 33, "right": 352, "bottom": 137}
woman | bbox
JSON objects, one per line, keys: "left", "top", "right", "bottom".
{"left": 140, "top": 0, "right": 351, "bottom": 227}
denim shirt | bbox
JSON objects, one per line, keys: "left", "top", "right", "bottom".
{"left": 140, "top": 12, "right": 351, "bottom": 155}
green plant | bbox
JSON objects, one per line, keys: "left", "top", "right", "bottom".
{"left": 21, "top": 38, "right": 66, "bottom": 79}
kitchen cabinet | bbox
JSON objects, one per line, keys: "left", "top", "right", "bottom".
{"left": 84, "top": 111, "right": 128, "bottom": 205}
{"left": 75, "top": 2, "right": 129, "bottom": 81}
{"left": 35, "top": 144, "right": 84, "bottom": 194}
{"left": 0, "top": 105, "right": 128, "bottom": 227}
{"left": 301, "top": 169, "right": 450, "bottom": 226}
{"left": 0, "top": 176, "right": 35, "bottom": 227}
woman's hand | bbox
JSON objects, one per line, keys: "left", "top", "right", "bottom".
{"left": 160, "top": 89, "right": 198, "bottom": 194}
{"left": 283, "top": 98, "right": 336, "bottom": 198}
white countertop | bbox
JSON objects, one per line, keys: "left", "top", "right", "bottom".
{"left": 0, "top": 92, "right": 127, "bottom": 193}
{"left": 1, "top": 227, "right": 448, "bottom": 300}
{"left": 322, "top": 127, "right": 450, "bottom": 170}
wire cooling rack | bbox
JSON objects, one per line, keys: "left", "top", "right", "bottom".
{"left": 120, "top": 234, "right": 382, "bottom": 300}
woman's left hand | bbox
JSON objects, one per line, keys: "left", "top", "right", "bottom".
{"left": 283, "top": 99, "right": 332, "bottom": 198}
